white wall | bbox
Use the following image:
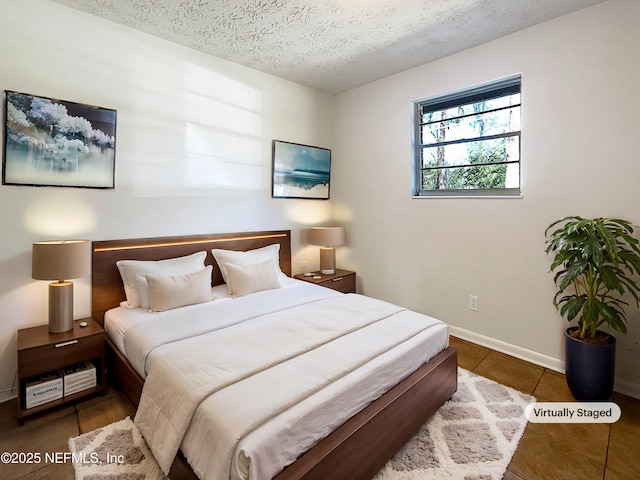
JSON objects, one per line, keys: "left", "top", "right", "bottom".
{"left": 0, "top": 0, "right": 334, "bottom": 401}
{"left": 332, "top": 0, "right": 640, "bottom": 397}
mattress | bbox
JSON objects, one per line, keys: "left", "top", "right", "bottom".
{"left": 105, "top": 280, "right": 449, "bottom": 480}
{"left": 105, "top": 284, "right": 232, "bottom": 370}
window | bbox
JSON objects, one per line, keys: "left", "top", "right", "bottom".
{"left": 413, "top": 75, "right": 521, "bottom": 197}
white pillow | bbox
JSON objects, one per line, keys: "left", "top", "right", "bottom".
{"left": 212, "top": 244, "right": 284, "bottom": 293}
{"left": 145, "top": 266, "right": 213, "bottom": 312}
{"left": 224, "top": 260, "right": 282, "bottom": 297}
{"left": 116, "top": 251, "right": 207, "bottom": 309}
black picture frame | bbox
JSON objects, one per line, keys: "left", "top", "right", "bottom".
{"left": 272, "top": 140, "right": 331, "bottom": 199}
{"left": 3, "top": 90, "right": 116, "bottom": 189}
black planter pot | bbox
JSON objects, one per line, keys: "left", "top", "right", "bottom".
{"left": 565, "top": 327, "right": 616, "bottom": 401}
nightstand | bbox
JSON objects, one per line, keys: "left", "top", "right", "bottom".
{"left": 294, "top": 269, "right": 356, "bottom": 293}
{"left": 17, "top": 317, "right": 105, "bottom": 423}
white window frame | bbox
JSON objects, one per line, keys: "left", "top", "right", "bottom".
{"left": 412, "top": 75, "right": 522, "bottom": 198}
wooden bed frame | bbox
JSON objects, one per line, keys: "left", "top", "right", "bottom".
{"left": 91, "top": 230, "right": 457, "bottom": 480}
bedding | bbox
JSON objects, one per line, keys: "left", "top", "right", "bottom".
{"left": 212, "top": 244, "right": 288, "bottom": 293}
{"left": 116, "top": 251, "right": 208, "bottom": 309}
{"left": 145, "top": 265, "right": 214, "bottom": 312}
{"left": 224, "top": 259, "right": 282, "bottom": 296}
{"left": 106, "top": 280, "right": 448, "bottom": 480}
{"left": 104, "top": 283, "right": 230, "bottom": 356}
{"left": 107, "top": 277, "right": 321, "bottom": 378}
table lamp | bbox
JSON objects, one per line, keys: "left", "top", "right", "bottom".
{"left": 32, "top": 240, "right": 91, "bottom": 333}
{"left": 309, "top": 227, "right": 345, "bottom": 275}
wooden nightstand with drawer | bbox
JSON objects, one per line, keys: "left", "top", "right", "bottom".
{"left": 17, "top": 317, "right": 105, "bottom": 423}
{"left": 294, "top": 269, "right": 356, "bottom": 293}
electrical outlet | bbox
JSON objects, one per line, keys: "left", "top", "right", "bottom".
{"left": 469, "top": 295, "right": 479, "bottom": 312}
{"left": 300, "top": 260, "right": 309, "bottom": 270}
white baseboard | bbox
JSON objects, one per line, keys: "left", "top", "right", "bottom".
{"left": 449, "top": 326, "right": 639, "bottom": 400}
{"left": 614, "top": 377, "right": 640, "bottom": 400}
{"left": 449, "top": 326, "right": 564, "bottom": 372}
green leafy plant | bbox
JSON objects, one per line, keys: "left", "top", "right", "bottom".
{"left": 545, "top": 216, "right": 640, "bottom": 340}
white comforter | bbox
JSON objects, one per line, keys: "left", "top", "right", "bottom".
{"left": 124, "top": 282, "right": 448, "bottom": 480}
{"left": 122, "top": 279, "right": 336, "bottom": 378}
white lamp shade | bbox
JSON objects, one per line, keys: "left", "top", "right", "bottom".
{"left": 309, "top": 227, "right": 345, "bottom": 247}
{"left": 32, "top": 240, "right": 91, "bottom": 281}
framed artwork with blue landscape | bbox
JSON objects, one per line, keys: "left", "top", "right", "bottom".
{"left": 3, "top": 91, "right": 116, "bottom": 188}
{"left": 272, "top": 140, "right": 330, "bottom": 199}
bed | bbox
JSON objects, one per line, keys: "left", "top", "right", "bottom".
{"left": 91, "top": 230, "right": 457, "bottom": 480}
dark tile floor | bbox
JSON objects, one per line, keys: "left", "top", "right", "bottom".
{"left": 450, "top": 336, "right": 640, "bottom": 480}
{"left": 0, "top": 336, "right": 638, "bottom": 479}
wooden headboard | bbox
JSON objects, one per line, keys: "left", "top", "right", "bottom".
{"left": 91, "top": 230, "right": 291, "bottom": 326}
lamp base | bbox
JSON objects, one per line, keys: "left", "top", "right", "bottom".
{"left": 319, "top": 247, "right": 336, "bottom": 275}
{"left": 49, "top": 281, "right": 74, "bottom": 333}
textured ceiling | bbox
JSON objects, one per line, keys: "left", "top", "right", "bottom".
{"left": 49, "top": 0, "right": 605, "bottom": 94}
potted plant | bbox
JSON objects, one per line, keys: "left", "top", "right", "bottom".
{"left": 545, "top": 216, "right": 640, "bottom": 400}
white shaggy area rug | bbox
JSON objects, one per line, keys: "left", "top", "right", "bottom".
{"left": 69, "top": 416, "right": 167, "bottom": 480}
{"left": 375, "top": 368, "right": 535, "bottom": 480}
{"left": 69, "top": 369, "right": 533, "bottom": 480}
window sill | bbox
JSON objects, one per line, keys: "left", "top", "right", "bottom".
{"left": 412, "top": 194, "right": 523, "bottom": 199}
